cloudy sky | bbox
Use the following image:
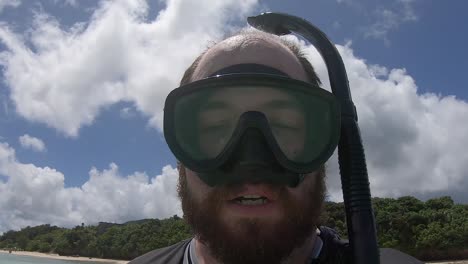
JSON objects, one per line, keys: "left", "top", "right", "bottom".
{"left": 0, "top": 0, "right": 467, "bottom": 232}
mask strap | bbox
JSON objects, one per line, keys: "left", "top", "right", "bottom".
{"left": 209, "top": 63, "right": 290, "bottom": 77}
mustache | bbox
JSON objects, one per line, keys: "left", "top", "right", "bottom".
{"left": 205, "top": 164, "right": 298, "bottom": 204}
{"left": 200, "top": 162, "right": 298, "bottom": 187}
{"left": 207, "top": 181, "right": 289, "bottom": 206}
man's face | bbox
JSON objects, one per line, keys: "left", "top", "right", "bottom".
{"left": 177, "top": 36, "right": 326, "bottom": 264}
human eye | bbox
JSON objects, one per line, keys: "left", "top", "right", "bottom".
{"left": 270, "top": 122, "right": 300, "bottom": 131}
{"left": 201, "top": 121, "right": 231, "bottom": 133}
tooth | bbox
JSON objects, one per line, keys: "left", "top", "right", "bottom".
{"left": 237, "top": 199, "right": 267, "bottom": 205}
{"left": 242, "top": 195, "right": 262, "bottom": 199}
{"left": 243, "top": 200, "right": 261, "bottom": 205}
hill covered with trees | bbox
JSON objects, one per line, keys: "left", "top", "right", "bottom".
{"left": 0, "top": 196, "right": 467, "bottom": 261}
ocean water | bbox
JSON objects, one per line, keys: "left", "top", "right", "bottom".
{"left": 0, "top": 252, "right": 107, "bottom": 264}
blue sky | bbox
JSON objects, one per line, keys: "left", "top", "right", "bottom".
{"left": 0, "top": 0, "right": 467, "bottom": 231}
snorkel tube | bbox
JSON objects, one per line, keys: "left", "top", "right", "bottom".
{"left": 248, "top": 13, "right": 380, "bottom": 264}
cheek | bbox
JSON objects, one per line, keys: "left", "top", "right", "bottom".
{"left": 287, "top": 171, "right": 318, "bottom": 200}
{"left": 279, "top": 129, "right": 306, "bottom": 159}
{"left": 185, "top": 167, "right": 214, "bottom": 201}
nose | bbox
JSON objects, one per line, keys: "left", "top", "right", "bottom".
{"left": 220, "top": 128, "right": 283, "bottom": 184}
{"left": 231, "top": 128, "right": 276, "bottom": 167}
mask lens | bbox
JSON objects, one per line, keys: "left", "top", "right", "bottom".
{"left": 173, "top": 83, "right": 338, "bottom": 165}
{"left": 174, "top": 87, "right": 236, "bottom": 159}
{"left": 290, "top": 95, "right": 333, "bottom": 162}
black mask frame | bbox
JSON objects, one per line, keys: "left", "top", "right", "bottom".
{"left": 247, "top": 12, "right": 380, "bottom": 264}
{"left": 164, "top": 73, "right": 341, "bottom": 187}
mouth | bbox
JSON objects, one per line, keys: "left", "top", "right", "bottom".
{"left": 231, "top": 195, "right": 269, "bottom": 205}
{"left": 227, "top": 184, "right": 278, "bottom": 207}
{"left": 224, "top": 184, "right": 282, "bottom": 217}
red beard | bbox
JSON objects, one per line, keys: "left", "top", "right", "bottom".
{"left": 178, "top": 167, "right": 326, "bottom": 264}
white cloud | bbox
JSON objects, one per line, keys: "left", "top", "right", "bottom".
{"left": 332, "top": 21, "right": 341, "bottom": 30}
{"left": 363, "top": 0, "right": 418, "bottom": 44}
{"left": 336, "top": 0, "right": 418, "bottom": 44}
{"left": 297, "top": 41, "right": 468, "bottom": 202}
{"left": 18, "top": 134, "right": 46, "bottom": 152}
{"left": 119, "top": 106, "right": 135, "bottom": 119}
{"left": 0, "top": 0, "right": 20, "bottom": 14}
{"left": 0, "top": 0, "right": 258, "bottom": 137}
{"left": 0, "top": 142, "right": 181, "bottom": 233}
{"left": 336, "top": 0, "right": 352, "bottom": 4}
{"left": 1, "top": 97, "right": 8, "bottom": 116}
{"left": 53, "top": 0, "right": 77, "bottom": 7}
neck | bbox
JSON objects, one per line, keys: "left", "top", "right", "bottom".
{"left": 194, "top": 231, "right": 318, "bottom": 264}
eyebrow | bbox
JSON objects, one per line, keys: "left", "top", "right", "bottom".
{"left": 199, "top": 100, "right": 232, "bottom": 111}
{"left": 262, "top": 99, "right": 301, "bottom": 110}
{"left": 199, "top": 99, "right": 301, "bottom": 111}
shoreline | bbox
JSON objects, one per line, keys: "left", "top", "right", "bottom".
{"left": 0, "top": 250, "right": 129, "bottom": 263}
{"left": 427, "top": 260, "right": 468, "bottom": 264}
{"left": 2, "top": 249, "right": 467, "bottom": 264}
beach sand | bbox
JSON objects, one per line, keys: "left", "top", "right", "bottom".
{"left": 428, "top": 261, "right": 468, "bottom": 264}
{"left": 4, "top": 249, "right": 468, "bottom": 264}
{"left": 0, "top": 250, "right": 129, "bottom": 263}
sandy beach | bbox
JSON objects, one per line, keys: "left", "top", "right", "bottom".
{"left": 3, "top": 249, "right": 468, "bottom": 264}
{"left": 0, "top": 250, "right": 128, "bottom": 263}
{"left": 428, "top": 261, "right": 468, "bottom": 264}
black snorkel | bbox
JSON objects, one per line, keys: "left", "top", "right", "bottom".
{"left": 248, "top": 12, "right": 380, "bottom": 264}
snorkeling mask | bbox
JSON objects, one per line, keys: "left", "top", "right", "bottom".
{"left": 164, "top": 64, "right": 340, "bottom": 187}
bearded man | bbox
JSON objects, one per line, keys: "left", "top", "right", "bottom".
{"left": 129, "top": 28, "right": 353, "bottom": 264}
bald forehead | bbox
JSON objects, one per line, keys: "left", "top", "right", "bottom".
{"left": 191, "top": 34, "right": 308, "bottom": 82}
